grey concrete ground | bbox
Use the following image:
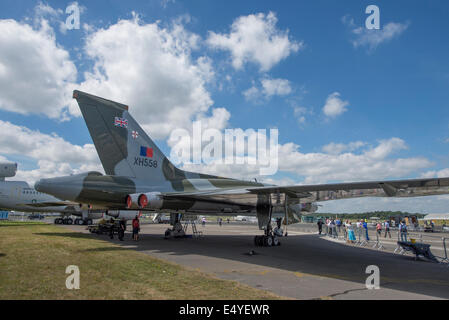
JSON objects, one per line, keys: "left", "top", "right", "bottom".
{"left": 59, "top": 221, "right": 449, "bottom": 300}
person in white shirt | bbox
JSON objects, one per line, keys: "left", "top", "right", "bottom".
{"left": 384, "top": 220, "right": 391, "bottom": 238}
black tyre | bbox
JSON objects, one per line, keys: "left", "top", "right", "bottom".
{"left": 265, "top": 236, "right": 273, "bottom": 247}
{"left": 87, "top": 219, "right": 93, "bottom": 225}
{"left": 164, "top": 229, "right": 172, "bottom": 238}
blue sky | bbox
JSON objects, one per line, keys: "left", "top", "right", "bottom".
{"left": 0, "top": 0, "right": 448, "bottom": 213}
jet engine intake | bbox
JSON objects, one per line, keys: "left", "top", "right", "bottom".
{"left": 126, "top": 193, "right": 140, "bottom": 209}
{"left": 125, "top": 192, "right": 163, "bottom": 209}
{"left": 137, "top": 192, "right": 163, "bottom": 210}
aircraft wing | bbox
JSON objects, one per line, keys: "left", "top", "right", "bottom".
{"left": 162, "top": 177, "right": 449, "bottom": 204}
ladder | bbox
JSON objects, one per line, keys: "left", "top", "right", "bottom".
{"left": 183, "top": 220, "right": 203, "bottom": 238}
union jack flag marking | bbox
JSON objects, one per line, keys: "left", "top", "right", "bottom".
{"left": 114, "top": 117, "right": 128, "bottom": 128}
{"left": 132, "top": 131, "right": 139, "bottom": 139}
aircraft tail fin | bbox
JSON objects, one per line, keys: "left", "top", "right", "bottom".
{"left": 73, "top": 90, "right": 187, "bottom": 182}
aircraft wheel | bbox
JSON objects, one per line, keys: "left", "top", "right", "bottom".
{"left": 67, "top": 218, "right": 73, "bottom": 225}
{"left": 87, "top": 219, "right": 93, "bottom": 225}
{"left": 273, "top": 236, "right": 280, "bottom": 246}
{"left": 164, "top": 229, "right": 173, "bottom": 239}
{"left": 264, "top": 235, "right": 273, "bottom": 247}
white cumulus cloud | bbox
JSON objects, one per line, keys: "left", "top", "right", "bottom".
{"left": 322, "top": 92, "right": 349, "bottom": 118}
{"left": 207, "top": 11, "right": 302, "bottom": 71}
{"left": 0, "top": 18, "right": 77, "bottom": 120}
{"left": 343, "top": 15, "right": 409, "bottom": 51}
{"left": 243, "top": 77, "right": 292, "bottom": 102}
{"left": 0, "top": 120, "right": 102, "bottom": 184}
{"left": 77, "top": 15, "right": 228, "bottom": 139}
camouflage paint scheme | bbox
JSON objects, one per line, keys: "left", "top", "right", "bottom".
{"left": 35, "top": 91, "right": 449, "bottom": 228}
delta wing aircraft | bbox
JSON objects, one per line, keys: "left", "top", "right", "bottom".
{"left": 35, "top": 91, "right": 449, "bottom": 246}
{"left": 0, "top": 161, "right": 105, "bottom": 225}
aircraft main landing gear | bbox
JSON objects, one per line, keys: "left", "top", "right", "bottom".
{"left": 164, "top": 213, "right": 186, "bottom": 239}
{"left": 254, "top": 234, "right": 281, "bottom": 247}
{"left": 74, "top": 218, "right": 93, "bottom": 225}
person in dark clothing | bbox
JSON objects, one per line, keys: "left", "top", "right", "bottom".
{"left": 317, "top": 219, "right": 323, "bottom": 234}
{"left": 118, "top": 218, "right": 126, "bottom": 241}
{"left": 109, "top": 218, "right": 115, "bottom": 239}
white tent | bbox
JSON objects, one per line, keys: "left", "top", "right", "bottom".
{"left": 423, "top": 213, "right": 449, "bottom": 220}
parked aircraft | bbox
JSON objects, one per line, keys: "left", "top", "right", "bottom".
{"left": 35, "top": 91, "right": 449, "bottom": 246}
{"left": 0, "top": 161, "right": 102, "bottom": 225}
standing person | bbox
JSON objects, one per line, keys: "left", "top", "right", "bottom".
{"left": 384, "top": 220, "right": 391, "bottom": 238}
{"left": 347, "top": 222, "right": 356, "bottom": 243}
{"left": 132, "top": 215, "right": 140, "bottom": 241}
{"left": 376, "top": 222, "right": 382, "bottom": 237}
{"left": 343, "top": 220, "right": 349, "bottom": 239}
{"left": 356, "top": 220, "right": 362, "bottom": 241}
{"left": 317, "top": 219, "right": 323, "bottom": 235}
{"left": 118, "top": 218, "right": 126, "bottom": 241}
{"left": 363, "top": 220, "right": 370, "bottom": 241}
{"left": 336, "top": 218, "right": 342, "bottom": 234}
{"left": 399, "top": 221, "right": 408, "bottom": 242}
{"left": 331, "top": 219, "right": 337, "bottom": 238}
{"left": 219, "top": 218, "right": 222, "bottom": 227}
{"left": 109, "top": 218, "right": 115, "bottom": 239}
{"left": 202, "top": 217, "right": 206, "bottom": 227}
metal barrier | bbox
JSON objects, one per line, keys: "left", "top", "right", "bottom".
{"left": 438, "top": 237, "right": 449, "bottom": 265}
{"left": 372, "top": 231, "right": 384, "bottom": 250}
{"left": 358, "top": 227, "right": 367, "bottom": 247}
{"left": 393, "top": 230, "right": 403, "bottom": 254}
{"left": 295, "top": 223, "right": 447, "bottom": 264}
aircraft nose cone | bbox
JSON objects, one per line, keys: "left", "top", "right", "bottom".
{"left": 34, "top": 179, "right": 47, "bottom": 192}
